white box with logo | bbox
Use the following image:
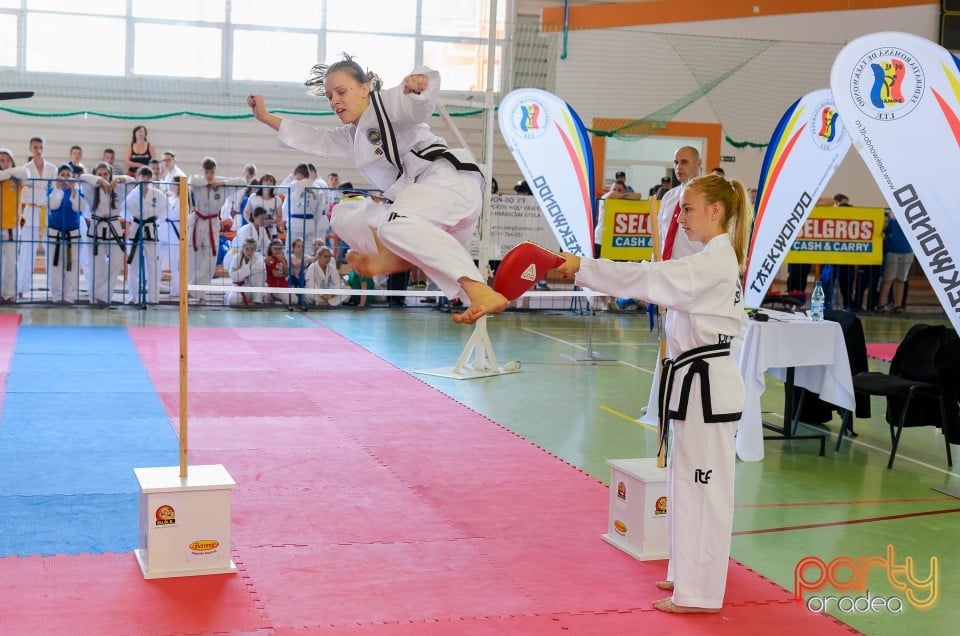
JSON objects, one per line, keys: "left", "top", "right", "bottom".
{"left": 601, "top": 457, "right": 669, "bottom": 560}
{"left": 133, "top": 464, "right": 237, "bottom": 579}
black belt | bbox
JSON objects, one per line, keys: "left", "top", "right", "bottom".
{"left": 657, "top": 341, "right": 740, "bottom": 464}
{"left": 48, "top": 228, "right": 80, "bottom": 270}
{"left": 90, "top": 215, "right": 124, "bottom": 255}
{"left": 412, "top": 144, "right": 482, "bottom": 174}
{"left": 127, "top": 216, "right": 158, "bottom": 265}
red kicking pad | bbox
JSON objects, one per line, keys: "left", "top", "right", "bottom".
{"left": 493, "top": 241, "right": 565, "bottom": 301}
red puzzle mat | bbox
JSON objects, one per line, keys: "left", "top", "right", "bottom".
{"left": 0, "top": 325, "right": 855, "bottom": 635}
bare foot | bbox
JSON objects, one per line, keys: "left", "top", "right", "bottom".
{"left": 656, "top": 580, "right": 674, "bottom": 591}
{"left": 345, "top": 248, "right": 411, "bottom": 278}
{"left": 653, "top": 598, "right": 719, "bottom": 614}
{"left": 452, "top": 279, "right": 509, "bottom": 324}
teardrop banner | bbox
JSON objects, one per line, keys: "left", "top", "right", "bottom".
{"left": 742, "top": 88, "right": 851, "bottom": 308}
{"left": 498, "top": 89, "right": 595, "bottom": 257}
{"left": 830, "top": 31, "right": 960, "bottom": 332}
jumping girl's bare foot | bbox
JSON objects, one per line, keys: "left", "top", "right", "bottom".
{"left": 452, "top": 278, "right": 509, "bottom": 324}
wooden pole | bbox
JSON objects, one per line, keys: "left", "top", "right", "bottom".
{"left": 178, "top": 176, "right": 189, "bottom": 479}
{"left": 648, "top": 198, "right": 667, "bottom": 468}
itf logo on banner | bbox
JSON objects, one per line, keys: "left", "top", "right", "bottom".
{"left": 509, "top": 99, "right": 551, "bottom": 140}
{"left": 849, "top": 47, "right": 925, "bottom": 120}
{"left": 810, "top": 98, "right": 846, "bottom": 151}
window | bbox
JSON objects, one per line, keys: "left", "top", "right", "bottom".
{"left": 325, "top": 33, "right": 415, "bottom": 86}
{"left": 327, "top": 0, "right": 417, "bottom": 35}
{"left": 28, "top": 0, "right": 125, "bottom": 15}
{"left": 234, "top": 30, "right": 318, "bottom": 83}
{"left": 134, "top": 23, "right": 221, "bottom": 79}
{"left": 0, "top": 14, "right": 16, "bottom": 67}
{"left": 421, "top": 0, "right": 505, "bottom": 39}
{"left": 131, "top": 0, "right": 224, "bottom": 23}
{"left": 26, "top": 13, "right": 125, "bottom": 75}
{"left": 231, "top": 0, "right": 323, "bottom": 29}
{"left": 423, "top": 42, "right": 501, "bottom": 92}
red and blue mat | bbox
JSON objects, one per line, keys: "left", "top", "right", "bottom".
{"left": 0, "top": 318, "right": 854, "bottom": 634}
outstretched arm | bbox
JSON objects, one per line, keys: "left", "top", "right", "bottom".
{"left": 247, "top": 94, "right": 283, "bottom": 131}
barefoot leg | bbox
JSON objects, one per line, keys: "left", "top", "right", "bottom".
{"left": 345, "top": 230, "right": 412, "bottom": 278}
{"left": 452, "top": 278, "right": 509, "bottom": 324}
{"left": 653, "top": 598, "right": 719, "bottom": 614}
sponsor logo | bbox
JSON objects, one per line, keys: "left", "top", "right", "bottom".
{"left": 694, "top": 468, "right": 712, "bottom": 484}
{"left": 520, "top": 264, "right": 537, "bottom": 282}
{"left": 155, "top": 504, "right": 175, "bottom": 526}
{"left": 509, "top": 99, "right": 551, "bottom": 140}
{"left": 613, "top": 519, "right": 627, "bottom": 535}
{"left": 189, "top": 539, "right": 220, "bottom": 552}
{"left": 617, "top": 481, "right": 626, "bottom": 501}
{"left": 849, "top": 47, "right": 924, "bottom": 120}
{"left": 810, "top": 99, "right": 846, "bottom": 151}
{"left": 655, "top": 496, "right": 667, "bottom": 516}
{"left": 795, "top": 545, "right": 938, "bottom": 613}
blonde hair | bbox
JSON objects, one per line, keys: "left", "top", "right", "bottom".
{"left": 685, "top": 174, "right": 752, "bottom": 271}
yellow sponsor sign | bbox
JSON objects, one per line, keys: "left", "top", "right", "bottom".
{"left": 784, "top": 206, "right": 884, "bottom": 265}
{"left": 600, "top": 198, "right": 653, "bottom": 261}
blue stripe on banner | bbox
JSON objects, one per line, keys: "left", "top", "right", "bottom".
{"left": 0, "top": 327, "right": 178, "bottom": 556}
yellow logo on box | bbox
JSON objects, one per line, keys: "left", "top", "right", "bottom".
{"left": 613, "top": 520, "right": 628, "bottom": 535}
{"left": 189, "top": 540, "right": 219, "bottom": 552}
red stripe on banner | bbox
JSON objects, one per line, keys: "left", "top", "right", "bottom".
{"left": 554, "top": 121, "right": 593, "bottom": 237}
{"left": 931, "top": 87, "right": 960, "bottom": 148}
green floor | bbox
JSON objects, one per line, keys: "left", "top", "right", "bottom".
{"left": 6, "top": 304, "right": 957, "bottom": 635}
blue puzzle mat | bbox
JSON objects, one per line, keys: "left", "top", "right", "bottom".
{"left": 0, "top": 327, "right": 178, "bottom": 556}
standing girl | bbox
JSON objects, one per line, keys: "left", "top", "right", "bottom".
{"left": 80, "top": 162, "right": 130, "bottom": 305}
{"left": 556, "top": 174, "right": 751, "bottom": 614}
{"left": 125, "top": 125, "right": 156, "bottom": 177}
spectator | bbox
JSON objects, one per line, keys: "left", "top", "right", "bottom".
{"left": 242, "top": 174, "right": 283, "bottom": 238}
{"left": 305, "top": 245, "right": 345, "bottom": 307}
{"left": 80, "top": 162, "right": 131, "bottom": 305}
{"left": 614, "top": 170, "right": 634, "bottom": 193}
{"left": 158, "top": 177, "right": 182, "bottom": 299}
{"left": 158, "top": 150, "right": 186, "bottom": 194}
{"left": 188, "top": 157, "right": 246, "bottom": 303}
{"left": 235, "top": 205, "right": 271, "bottom": 256}
{"left": 263, "top": 238, "right": 291, "bottom": 303}
{"left": 514, "top": 180, "right": 532, "bottom": 195}
{"left": 326, "top": 171, "right": 342, "bottom": 205}
{"left": 595, "top": 180, "right": 626, "bottom": 258}
{"left": 224, "top": 237, "right": 265, "bottom": 306}
{"left": 46, "top": 163, "right": 83, "bottom": 304}
{"left": 876, "top": 208, "right": 914, "bottom": 313}
{"left": 491, "top": 177, "right": 499, "bottom": 196}
{"left": 124, "top": 125, "right": 156, "bottom": 177}
{"left": 68, "top": 145, "right": 84, "bottom": 174}
{"left": 0, "top": 148, "right": 27, "bottom": 302}
{"left": 649, "top": 176, "right": 672, "bottom": 199}
{"left": 19, "top": 136, "right": 58, "bottom": 299}
{"left": 345, "top": 266, "right": 375, "bottom": 308}
{"left": 284, "top": 163, "right": 328, "bottom": 254}
{"left": 124, "top": 166, "right": 166, "bottom": 304}
{"left": 102, "top": 148, "right": 116, "bottom": 170}
{"left": 710, "top": 167, "right": 725, "bottom": 177}
{"left": 289, "top": 237, "right": 307, "bottom": 291}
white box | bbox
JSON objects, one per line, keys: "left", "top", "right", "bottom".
{"left": 133, "top": 464, "right": 237, "bottom": 579}
{"left": 601, "top": 457, "right": 669, "bottom": 560}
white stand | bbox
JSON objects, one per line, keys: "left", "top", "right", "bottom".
{"left": 133, "top": 464, "right": 237, "bottom": 579}
{"left": 601, "top": 457, "right": 669, "bottom": 560}
{"left": 416, "top": 317, "right": 521, "bottom": 380}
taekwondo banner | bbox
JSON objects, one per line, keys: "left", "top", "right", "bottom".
{"left": 742, "top": 89, "right": 851, "bottom": 307}
{"left": 498, "top": 89, "right": 595, "bottom": 257}
{"left": 831, "top": 32, "right": 960, "bottom": 332}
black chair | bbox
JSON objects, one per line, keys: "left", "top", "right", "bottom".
{"left": 836, "top": 324, "right": 960, "bottom": 468}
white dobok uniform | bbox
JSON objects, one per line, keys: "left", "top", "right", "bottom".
{"left": 235, "top": 222, "right": 271, "bottom": 257}
{"left": 124, "top": 184, "right": 167, "bottom": 304}
{"left": 188, "top": 176, "right": 245, "bottom": 298}
{"left": 576, "top": 233, "right": 745, "bottom": 610}
{"left": 276, "top": 66, "right": 485, "bottom": 302}
{"left": 283, "top": 179, "right": 329, "bottom": 252}
{"left": 18, "top": 159, "right": 57, "bottom": 296}
{"left": 641, "top": 183, "right": 705, "bottom": 428}
{"left": 158, "top": 194, "right": 181, "bottom": 298}
{"left": 224, "top": 251, "right": 265, "bottom": 306}
{"left": 305, "top": 259, "right": 345, "bottom": 306}
{"left": 80, "top": 175, "right": 127, "bottom": 304}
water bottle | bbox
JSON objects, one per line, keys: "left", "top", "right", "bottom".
{"left": 810, "top": 281, "right": 825, "bottom": 322}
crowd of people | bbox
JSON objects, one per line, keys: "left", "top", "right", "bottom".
{"left": 0, "top": 130, "right": 391, "bottom": 308}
